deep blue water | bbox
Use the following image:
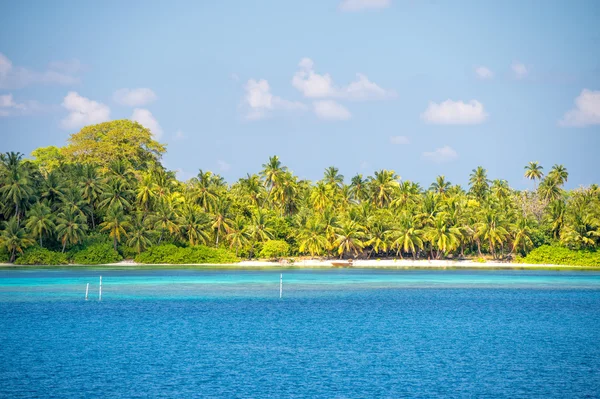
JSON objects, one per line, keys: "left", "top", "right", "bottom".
{"left": 1, "top": 268, "right": 599, "bottom": 398}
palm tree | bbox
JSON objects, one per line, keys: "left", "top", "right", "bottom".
{"left": 296, "top": 217, "right": 328, "bottom": 257}
{"left": 178, "top": 205, "right": 210, "bottom": 246}
{"left": 549, "top": 164, "right": 568, "bottom": 186}
{"left": 225, "top": 216, "right": 250, "bottom": 256}
{"left": 425, "top": 213, "right": 461, "bottom": 259}
{"left": 323, "top": 166, "right": 344, "bottom": 190}
{"left": 152, "top": 203, "right": 180, "bottom": 243}
{"left": 260, "top": 155, "right": 286, "bottom": 194}
{"left": 524, "top": 161, "right": 544, "bottom": 190}
{"left": 99, "top": 178, "right": 133, "bottom": 212}
{"left": 126, "top": 213, "right": 154, "bottom": 254}
{"left": 511, "top": 216, "right": 534, "bottom": 254}
{"left": 25, "top": 202, "right": 55, "bottom": 247}
{"left": 369, "top": 169, "right": 400, "bottom": 208}
{"left": 0, "top": 152, "right": 34, "bottom": 223}
{"left": 333, "top": 220, "right": 365, "bottom": 258}
{"left": 349, "top": 174, "right": 368, "bottom": 203}
{"left": 310, "top": 181, "right": 332, "bottom": 212}
{"left": 55, "top": 208, "right": 88, "bottom": 252}
{"left": 191, "top": 170, "right": 218, "bottom": 212}
{"left": 391, "top": 212, "right": 424, "bottom": 259}
{"left": 469, "top": 166, "right": 490, "bottom": 200}
{"left": 0, "top": 217, "right": 34, "bottom": 262}
{"left": 430, "top": 175, "right": 451, "bottom": 196}
{"left": 79, "top": 165, "right": 103, "bottom": 227}
{"left": 474, "top": 206, "right": 510, "bottom": 259}
{"left": 100, "top": 207, "right": 131, "bottom": 251}
{"left": 211, "top": 197, "right": 233, "bottom": 246}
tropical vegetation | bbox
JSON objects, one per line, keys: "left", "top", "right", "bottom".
{"left": 1, "top": 120, "right": 599, "bottom": 265}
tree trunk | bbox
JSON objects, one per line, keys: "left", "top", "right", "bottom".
{"left": 62, "top": 241, "right": 66, "bottom": 253}
{"left": 10, "top": 248, "right": 16, "bottom": 263}
{"left": 40, "top": 236, "right": 43, "bottom": 248}
{"left": 113, "top": 236, "right": 118, "bottom": 252}
{"left": 476, "top": 240, "right": 482, "bottom": 257}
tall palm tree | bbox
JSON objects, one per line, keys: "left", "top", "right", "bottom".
{"left": 99, "top": 178, "right": 133, "bottom": 212}
{"left": 548, "top": 164, "right": 568, "bottom": 186}
{"left": 178, "top": 205, "right": 210, "bottom": 246}
{"left": 152, "top": 203, "right": 180, "bottom": 243}
{"left": 211, "top": 197, "right": 233, "bottom": 246}
{"left": 79, "top": 165, "right": 103, "bottom": 228}
{"left": 369, "top": 169, "right": 400, "bottom": 208}
{"left": 425, "top": 213, "right": 461, "bottom": 259}
{"left": 25, "top": 202, "right": 55, "bottom": 247}
{"left": 430, "top": 175, "right": 451, "bottom": 196}
{"left": 260, "top": 155, "right": 286, "bottom": 194}
{"left": 524, "top": 161, "right": 544, "bottom": 190}
{"left": 296, "top": 217, "right": 328, "bottom": 257}
{"left": 126, "top": 213, "right": 154, "bottom": 254}
{"left": 391, "top": 212, "right": 424, "bottom": 259}
{"left": 323, "top": 166, "right": 344, "bottom": 190}
{"left": 0, "top": 152, "right": 34, "bottom": 223}
{"left": 333, "top": 220, "right": 365, "bottom": 258}
{"left": 349, "top": 174, "right": 368, "bottom": 203}
{"left": 100, "top": 206, "right": 131, "bottom": 251}
{"left": 226, "top": 216, "right": 250, "bottom": 256}
{"left": 469, "top": 166, "right": 490, "bottom": 200}
{"left": 1, "top": 217, "right": 34, "bottom": 262}
{"left": 55, "top": 208, "right": 88, "bottom": 252}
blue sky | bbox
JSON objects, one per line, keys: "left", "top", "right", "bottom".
{"left": 1, "top": 0, "right": 599, "bottom": 189}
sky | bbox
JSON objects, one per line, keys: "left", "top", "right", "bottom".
{"left": 1, "top": 0, "right": 599, "bottom": 189}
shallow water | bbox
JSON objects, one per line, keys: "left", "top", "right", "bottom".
{"left": 1, "top": 269, "right": 599, "bottom": 398}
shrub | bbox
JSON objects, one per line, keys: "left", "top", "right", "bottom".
{"left": 519, "top": 245, "right": 600, "bottom": 267}
{"left": 135, "top": 244, "right": 238, "bottom": 264}
{"left": 15, "top": 247, "right": 69, "bottom": 265}
{"left": 473, "top": 257, "right": 487, "bottom": 263}
{"left": 259, "top": 240, "right": 290, "bottom": 260}
{"left": 70, "top": 243, "right": 122, "bottom": 265}
{"left": 0, "top": 246, "right": 11, "bottom": 263}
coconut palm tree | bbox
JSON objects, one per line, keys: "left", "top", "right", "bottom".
{"left": 333, "top": 220, "right": 365, "bottom": 258}
{"left": 0, "top": 217, "right": 34, "bottom": 262}
{"left": 25, "top": 202, "right": 55, "bottom": 247}
{"left": 99, "top": 178, "right": 133, "bottom": 212}
{"left": 469, "top": 166, "right": 490, "bottom": 200}
{"left": 524, "top": 161, "right": 544, "bottom": 190}
{"left": 0, "top": 152, "right": 34, "bottom": 223}
{"left": 126, "top": 213, "right": 154, "bottom": 254}
{"left": 152, "top": 203, "right": 180, "bottom": 243}
{"left": 297, "top": 217, "right": 328, "bottom": 257}
{"left": 425, "top": 213, "right": 461, "bottom": 259}
{"left": 55, "top": 208, "right": 88, "bottom": 252}
{"left": 226, "top": 216, "right": 250, "bottom": 256}
{"left": 349, "top": 174, "right": 368, "bottom": 203}
{"left": 323, "top": 166, "right": 344, "bottom": 190}
{"left": 391, "top": 212, "right": 424, "bottom": 259}
{"left": 369, "top": 169, "right": 400, "bottom": 208}
{"left": 430, "top": 175, "right": 451, "bottom": 196}
{"left": 211, "top": 197, "right": 233, "bottom": 246}
{"left": 548, "top": 164, "right": 568, "bottom": 186}
{"left": 100, "top": 206, "right": 131, "bottom": 251}
{"left": 179, "top": 205, "right": 210, "bottom": 246}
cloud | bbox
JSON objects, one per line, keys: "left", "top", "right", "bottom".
{"left": 131, "top": 108, "right": 163, "bottom": 138}
{"left": 48, "top": 59, "right": 83, "bottom": 74}
{"left": 243, "top": 78, "right": 306, "bottom": 120}
{"left": 339, "top": 0, "right": 391, "bottom": 12}
{"left": 0, "top": 53, "right": 81, "bottom": 89}
{"left": 512, "top": 62, "right": 528, "bottom": 79}
{"left": 389, "top": 135, "right": 409, "bottom": 145}
{"left": 421, "top": 99, "right": 488, "bottom": 125}
{"left": 292, "top": 58, "right": 395, "bottom": 100}
{"left": 422, "top": 145, "right": 458, "bottom": 163}
{"left": 217, "top": 160, "right": 231, "bottom": 172}
{"left": 60, "top": 92, "right": 110, "bottom": 130}
{"left": 113, "top": 88, "right": 157, "bottom": 107}
{"left": 559, "top": 89, "right": 600, "bottom": 127}
{"left": 313, "top": 100, "right": 351, "bottom": 120}
{"left": 475, "top": 66, "right": 493, "bottom": 79}
{"left": 0, "top": 94, "right": 42, "bottom": 117}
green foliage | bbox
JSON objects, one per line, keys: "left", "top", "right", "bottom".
{"left": 15, "top": 247, "right": 68, "bottom": 265}
{"left": 135, "top": 244, "right": 238, "bottom": 264}
{"left": 259, "top": 240, "right": 290, "bottom": 259}
{"left": 518, "top": 245, "right": 600, "bottom": 267}
{"left": 473, "top": 257, "right": 487, "bottom": 263}
{"left": 0, "top": 246, "right": 9, "bottom": 263}
{"left": 70, "top": 243, "right": 122, "bottom": 265}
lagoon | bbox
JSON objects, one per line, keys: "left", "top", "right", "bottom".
{"left": 1, "top": 269, "right": 599, "bottom": 397}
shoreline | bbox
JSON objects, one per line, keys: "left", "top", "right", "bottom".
{"left": 1, "top": 259, "right": 599, "bottom": 270}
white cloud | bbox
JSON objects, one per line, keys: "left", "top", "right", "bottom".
{"left": 48, "top": 59, "right": 83, "bottom": 74}
{"left": 217, "top": 160, "right": 231, "bottom": 172}
{"left": 422, "top": 146, "right": 458, "bottom": 163}
{"left": 339, "top": 0, "right": 391, "bottom": 12}
{"left": 131, "top": 108, "right": 163, "bottom": 138}
{"left": 313, "top": 100, "right": 351, "bottom": 120}
{"left": 60, "top": 92, "right": 110, "bottom": 130}
{"left": 113, "top": 88, "right": 157, "bottom": 107}
{"left": 0, "top": 53, "right": 81, "bottom": 89}
{"left": 421, "top": 99, "right": 488, "bottom": 125}
{"left": 292, "top": 58, "right": 395, "bottom": 100}
{"left": 0, "top": 94, "right": 43, "bottom": 117}
{"left": 389, "top": 135, "right": 410, "bottom": 145}
{"left": 475, "top": 66, "right": 493, "bottom": 79}
{"left": 559, "top": 89, "right": 600, "bottom": 127}
{"left": 512, "top": 62, "right": 528, "bottom": 79}
{"left": 243, "top": 78, "right": 306, "bottom": 120}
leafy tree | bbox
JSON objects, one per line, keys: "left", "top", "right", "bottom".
{"left": 0, "top": 217, "right": 34, "bottom": 262}
{"left": 25, "top": 202, "right": 55, "bottom": 247}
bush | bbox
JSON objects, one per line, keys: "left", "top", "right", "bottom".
{"left": 259, "top": 240, "right": 290, "bottom": 260}
{"left": 15, "top": 247, "right": 69, "bottom": 265}
{"left": 0, "top": 246, "right": 10, "bottom": 263}
{"left": 473, "top": 257, "right": 487, "bottom": 263}
{"left": 70, "top": 243, "right": 122, "bottom": 265}
{"left": 135, "top": 244, "right": 238, "bottom": 264}
{"left": 519, "top": 245, "right": 600, "bottom": 267}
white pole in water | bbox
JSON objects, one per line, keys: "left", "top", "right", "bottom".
{"left": 280, "top": 273, "right": 282, "bottom": 299}
{"left": 85, "top": 283, "right": 89, "bottom": 300}
{"left": 99, "top": 276, "right": 102, "bottom": 301}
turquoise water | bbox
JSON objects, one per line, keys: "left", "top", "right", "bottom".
{"left": 1, "top": 269, "right": 599, "bottom": 397}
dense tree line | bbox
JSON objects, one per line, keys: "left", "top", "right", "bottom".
{"left": 1, "top": 120, "right": 599, "bottom": 264}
